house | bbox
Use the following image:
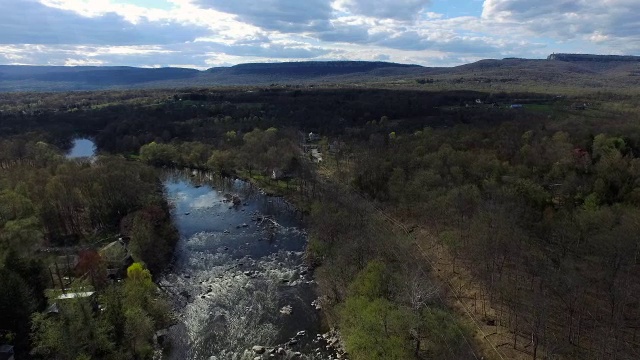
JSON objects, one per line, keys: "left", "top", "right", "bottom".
{"left": 308, "top": 132, "right": 321, "bottom": 142}
{"left": 46, "top": 302, "right": 60, "bottom": 316}
{"left": 311, "top": 148, "right": 323, "bottom": 163}
{"left": 302, "top": 144, "right": 319, "bottom": 153}
{"left": 56, "top": 291, "right": 96, "bottom": 301}
{"left": 99, "top": 240, "right": 133, "bottom": 279}
{"left": 271, "top": 169, "right": 291, "bottom": 180}
{"left": 0, "top": 345, "right": 14, "bottom": 360}
{"left": 271, "top": 168, "right": 283, "bottom": 180}
{"left": 46, "top": 289, "right": 98, "bottom": 315}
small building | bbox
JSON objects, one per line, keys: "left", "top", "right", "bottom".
{"left": 311, "top": 148, "right": 323, "bottom": 163}
{"left": 46, "top": 302, "right": 60, "bottom": 316}
{"left": 510, "top": 104, "right": 524, "bottom": 109}
{"left": 46, "top": 289, "right": 98, "bottom": 315}
{"left": 271, "top": 169, "right": 284, "bottom": 180}
{"left": 302, "top": 144, "right": 319, "bottom": 153}
{"left": 56, "top": 291, "right": 95, "bottom": 301}
{"left": 308, "top": 132, "right": 321, "bottom": 142}
{"left": 0, "top": 345, "right": 14, "bottom": 360}
{"left": 99, "top": 241, "right": 133, "bottom": 279}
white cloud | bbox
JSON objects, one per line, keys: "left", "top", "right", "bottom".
{"left": 194, "top": 0, "right": 333, "bottom": 32}
{"left": 482, "top": 0, "right": 640, "bottom": 48}
{"left": 482, "top": 0, "right": 640, "bottom": 54}
{"left": 0, "top": 0, "right": 208, "bottom": 45}
{"left": 0, "top": 0, "right": 638, "bottom": 68}
{"left": 335, "top": 0, "right": 431, "bottom": 20}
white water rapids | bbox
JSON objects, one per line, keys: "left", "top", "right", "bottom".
{"left": 159, "top": 171, "right": 332, "bottom": 360}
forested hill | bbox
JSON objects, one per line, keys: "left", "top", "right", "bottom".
{"left": 548, "top": 53, "right": 640, "bottom": 62}
{"left": 208, "top": 61, "right": 422, "bottom": 76}
{"left": 1, "top": 56, "right": 639, "bottom": 92}
{"left": 0, "top": 65, "right": 200, "bottom": 90}
{"left": 0, "top": 61, "right": 425, "bottom": 92}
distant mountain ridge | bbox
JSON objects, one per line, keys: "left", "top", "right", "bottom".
{"left": 548, "top": 53, "right": 640, "bottom": 62}
{"left": 0, "top": 66, "right": 199, "bottom": 86}
{"left": 208, "top": 61, "right": 422, "bottom": 76}
{"left": 0, "top": 55, "right": 638, "bottom": 92}
{"left": 0, "top": 61, "right": 425, "bottom": 91}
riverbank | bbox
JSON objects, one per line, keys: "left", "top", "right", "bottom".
{"left": 230, "top": 172, "right": 351, "bottom": 358}
{"left": 235, "top": 170, "right": 313, "bottom": 214}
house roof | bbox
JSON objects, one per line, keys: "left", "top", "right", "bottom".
{"left": 100, "top": 241, "right": 129, "bottom": 263}
{"left": 46, "top": 303, "right": 60, "bottom": 315}
{"left": 0, "top": 345, "right": 13, "bottom": 353}
{"left": 56, "top": 291, "right": 95, "bottom": 300}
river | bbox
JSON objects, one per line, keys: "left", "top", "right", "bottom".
{"left": 159, "top": 170, "right": 332, "bottom": 360}
{"left": 65, "top": 139, "right": 329, "bottom": 359}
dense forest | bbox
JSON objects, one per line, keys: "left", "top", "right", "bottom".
{"left": 2, "top": 85, "right": 640, "bottom": 359}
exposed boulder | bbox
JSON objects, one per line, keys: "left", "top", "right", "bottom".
{"left": 252, "top": 345, "right": 266, "bottom": 354}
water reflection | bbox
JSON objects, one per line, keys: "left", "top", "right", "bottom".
{"left": 160, "top": 170, "right": 326, "bottom": 360}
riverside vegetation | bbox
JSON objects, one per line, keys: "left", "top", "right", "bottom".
{"left": 0, "top": 142, "right": 178, "bottom": 358}
{"left": 1, "top": 84, "right": 640, "bottom": 359}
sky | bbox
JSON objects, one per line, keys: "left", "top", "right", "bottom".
{"left": 0, "top": 0, "right": 638, "bottom": 69}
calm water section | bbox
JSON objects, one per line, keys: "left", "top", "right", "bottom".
{"left": 160, "top": 170, "right": 328, "bottom": 360}
{"left": 66, "top": 138, "right": 96, "bottom": 158}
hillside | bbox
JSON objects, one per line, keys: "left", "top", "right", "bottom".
{"left": 548, "top": 53, "right": 640, "bottom": 62}
{"left": 0, "top": 61, "right": 425, "bottom": 92}
{"left": 209, "top": 61, "right": 421, "bottom": 76}
{"left": 397, "top": 57, "right": 640, "bottom": 93}
{"left": 0, "top": 66, "right": 200, "bottom": 91}
{"left": 1, "top": 55, "right": 639, "bottom": 92}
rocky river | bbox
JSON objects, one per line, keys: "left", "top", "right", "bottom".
{"left": 158, "top": 170, "right": 339, "bottom": 360}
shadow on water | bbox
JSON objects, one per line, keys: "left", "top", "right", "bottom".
{"left": 159, "top": 169, "right": 330, "bottom": 360}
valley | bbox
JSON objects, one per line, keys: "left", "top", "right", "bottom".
{"left": 1, "top": 58, "right": 640, "bottom": 360}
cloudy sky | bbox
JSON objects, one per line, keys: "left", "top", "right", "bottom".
{"left": 1, "top": 0, "right": 638, "bottom": 69}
